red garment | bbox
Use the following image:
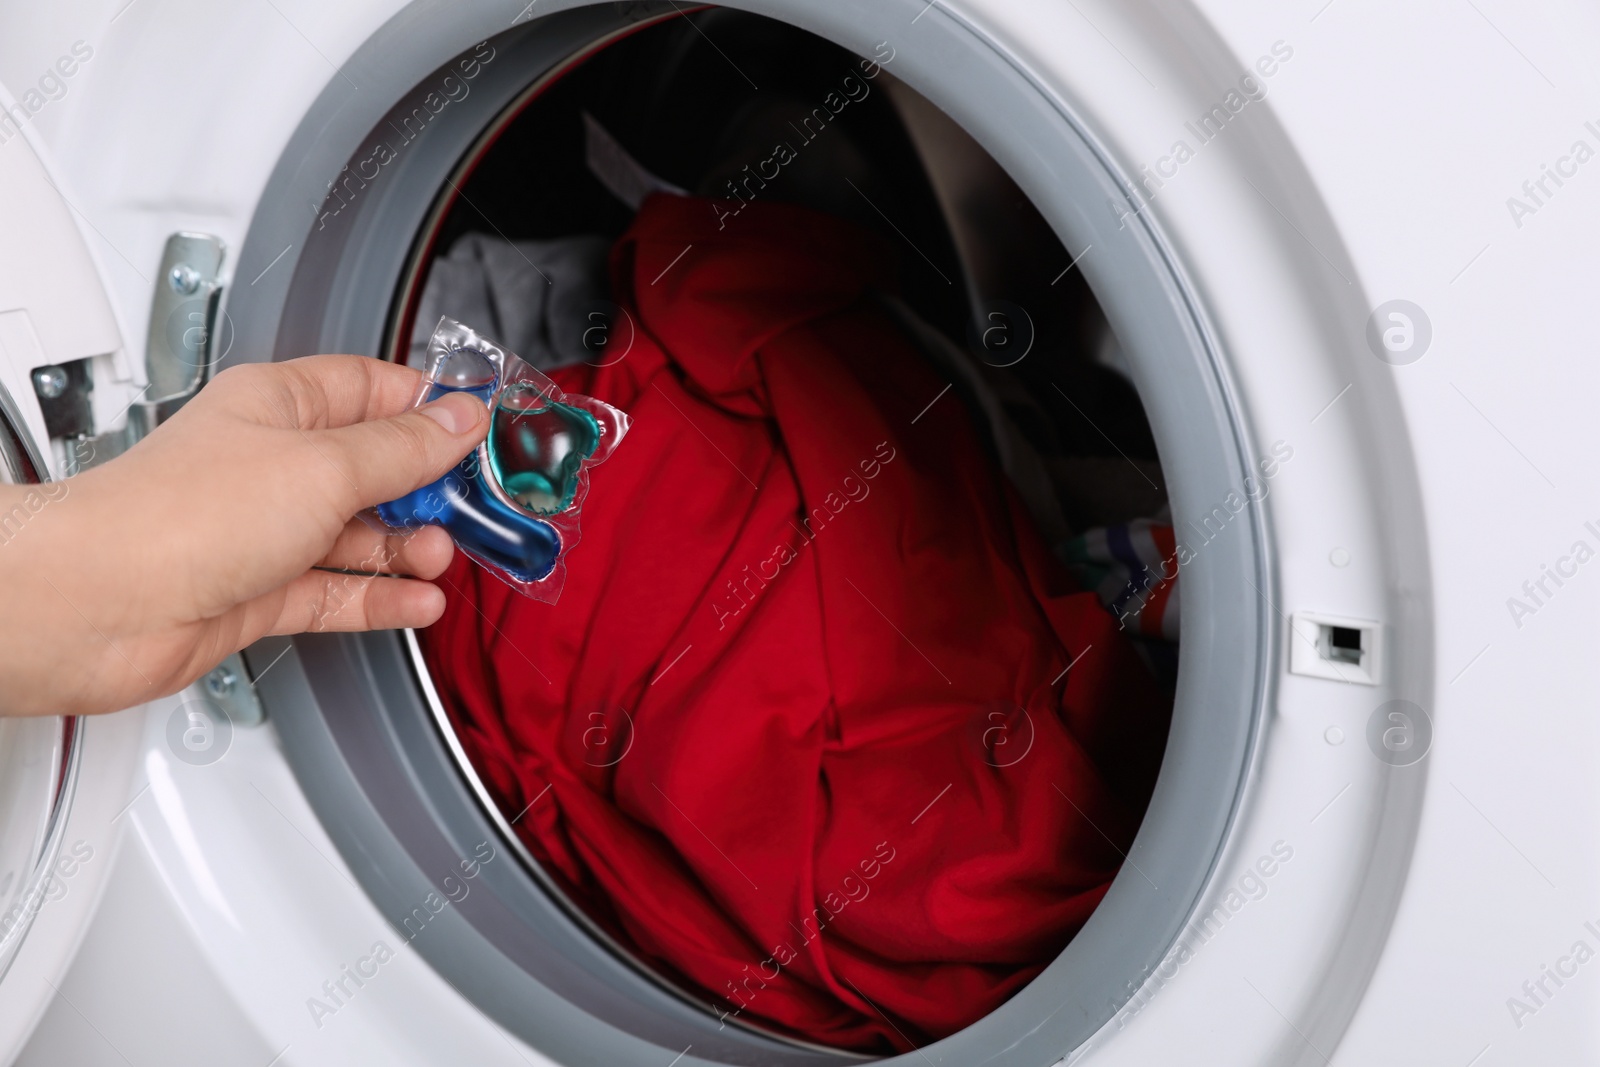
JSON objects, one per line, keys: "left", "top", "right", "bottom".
{"left": 422, "top": 194, "right": 1169, "bottom": 1053}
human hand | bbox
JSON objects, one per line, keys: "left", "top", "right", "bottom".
{"left": 0, "top": 355, "right": 488, "bottom": 716}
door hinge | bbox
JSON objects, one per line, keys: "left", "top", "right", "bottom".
{"left": 40, "top": 232, "right": 227, "bottom": 474}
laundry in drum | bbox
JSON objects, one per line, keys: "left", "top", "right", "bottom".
{"left": 419, "top": 188, "right": 1176, "bottom": 1054}
{"left": 374, "top": 316, "right": 630, "bottom": 602}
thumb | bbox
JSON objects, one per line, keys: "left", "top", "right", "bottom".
{"left": 317, "top": 391, "right": 489, "bottom": 513}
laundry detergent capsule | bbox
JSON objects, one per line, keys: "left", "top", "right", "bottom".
{"left": 374, "top": 317, "right": 631, "bottom": 602}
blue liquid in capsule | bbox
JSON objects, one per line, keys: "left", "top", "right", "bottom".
{"left": 376, "top": 348, "right": 563, "bottom": 584}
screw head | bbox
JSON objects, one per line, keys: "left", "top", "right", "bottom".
{"left": 31, "top": 366, "right": 69, "bottom": 400}
{"left": 168, "top": 264, "right": 202, "bottom": 295}
{"left": 203, "top": 665, "right": 237, "bottom": 700}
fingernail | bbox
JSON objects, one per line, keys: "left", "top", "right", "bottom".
{"left": 420, "top": 393, "right": 481, "bottom": 434}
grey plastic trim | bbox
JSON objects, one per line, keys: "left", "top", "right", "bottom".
{"left": 227, "top": 3, "right": 1271, "bottom": 1065}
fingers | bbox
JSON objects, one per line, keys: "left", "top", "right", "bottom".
{"left": 318, "top": 519, "right": 455, "bottom": 580}
{"left": 196, "top": 356, "right": 486, "bottom": 527}
{"left": 214, "top": 355, "right": 429, "bottom": 430}
{"left": 314, "top": 391, "right": 488, "bottom": 513}
{"left": 265, "top": 569, "right": 448, "bottom": 635}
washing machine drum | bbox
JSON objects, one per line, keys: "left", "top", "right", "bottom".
{"left": 413, "top": 186, "right": 1172, "bottom": 1052}
{"left": 239, "top": 7, "right": 1262, "bottom": 1066}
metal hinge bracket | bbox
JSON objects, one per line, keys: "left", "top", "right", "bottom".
{"left": 45, "top": 232, "right": 227, "bottom": 474}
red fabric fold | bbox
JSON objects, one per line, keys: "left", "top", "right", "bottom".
{"left": 421, "top": 194, "right": 1169, "bottom": 1053}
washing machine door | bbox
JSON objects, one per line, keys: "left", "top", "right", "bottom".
{"left": 0, "top": 93, "right": 121, "bottom": 1016}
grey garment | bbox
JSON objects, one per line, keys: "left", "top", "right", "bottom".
{"left": 408, "top": 233, "right": 612, "bottom": 372}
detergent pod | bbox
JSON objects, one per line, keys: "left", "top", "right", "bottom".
{"left": 375, "top": 317, "right": 630, "bottom": 602}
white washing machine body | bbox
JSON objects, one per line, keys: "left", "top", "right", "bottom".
{"left": 0, "top": 2, "right": 1595, "bottom": 1065}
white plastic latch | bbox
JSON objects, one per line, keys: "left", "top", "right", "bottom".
{"left": 1289, "top": 611, "right": 1382, "bottom": 686}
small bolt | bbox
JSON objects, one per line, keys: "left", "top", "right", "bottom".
{"left": 204, "top": 665, "right": 238, "bottom": 700}
{"left": 31, "top": 366, "right": 69, "bottom": 400}
{"left": 169, "top": 264, "right": 202, "bottom": 295}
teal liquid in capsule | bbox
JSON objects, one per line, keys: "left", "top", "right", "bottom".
{"left": 375, "top": 348, "right": 569, "bottom": 584}
{"left": 487, "top": 383, "right": 603, "bottom": 516}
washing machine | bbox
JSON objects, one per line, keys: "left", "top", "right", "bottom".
{"left": 0, "top": 1, "right": 1596, "bottom": 1064}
